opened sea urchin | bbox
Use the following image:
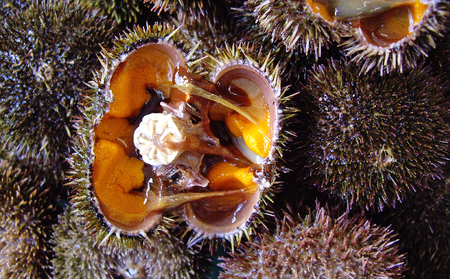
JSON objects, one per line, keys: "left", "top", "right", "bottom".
{"left": 339, "top": 0, "right": 450, "bottom": 74}
{"left": 245, "top": 0, "right": 346, "bottom": 59}
{"left": 69, "top": 23, "right": 281, "bottom": 247}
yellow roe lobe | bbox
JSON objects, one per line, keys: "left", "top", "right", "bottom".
{"left": 225, "top": 112, "right": 271, "bottom": 158}
{"left": 108, "top": 44, "right": 180, "bottom": 118}
{"left": 93, "top": 139, "right": 147, "bottom": 225}
{"left": 108, "top": 60, "right": 154, "bottom": 118}
{"left": 207, "top": 161, "right": 258, "bottom": 194}
{"left": 94, "top": 114, "right": 135, "bottom": 155}
{"left": 307, "top": 0, "right": 335, "bottom": 22}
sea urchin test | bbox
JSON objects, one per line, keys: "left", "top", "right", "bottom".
{"left": 92, "top": 42, "right": 278, "bottom": 236}
{"left": 308, "top": 0, "right": 429, "bottom": 47}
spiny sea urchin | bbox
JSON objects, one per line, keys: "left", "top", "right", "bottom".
{"left": 0, "top": 0, "right": 115, "bottom": 165}
{"left": 379, "top": 176, "right": 450, "bottom": 278}
{"left": 69, "top": 23, "right": 282, "bottom": 248}
{"left": 303, "top": 59, "right": 450, "bottom": 210}
{"left": 52, "top": 206, "right": 114, "bottom": 279}
{"left": 52, "top": 205, "right": 209, "bottom": 279}
{"left": 426, "top": 23, "right": 450, "bottom": 80}
{"left": 146, "top": 0, "right": 233, "bottom": 23}
{"left": 244, "top": 0, "right": 346, "bottom": 60}
{"left": 0, "top": 157, "right": 58, "bottom": 279}
{"left": 167, "top": 5, "right": 240, "bottom": 65}
{"left": 219, "top": 206, "right": 406, "bottom": 278}
{"left": 82, "top": 0, "right": 159, "bottom": 28}
{"left": 339, "top": 0, "right": 450, "bottom": 74}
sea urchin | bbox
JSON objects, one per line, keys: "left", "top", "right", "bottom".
{"left": 303, "top": 59, "right": 450, "bottom": 210}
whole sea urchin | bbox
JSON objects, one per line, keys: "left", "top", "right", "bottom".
{"left": 0, "top": 0, "right": 115, "bottom": 165}
{"left": 81, "top": 0, "right": 158, "bottom": 27}
{"left": 381, "top": 176, "right": 450, "bottom": 278}
{"left": 219, "top": 206, "right": 406, "bottom": 278}
{"left": 52, "top": 205, "right": 209, "bottom": 279}
{"left": 303, "top": 59, "right": 450, "bottom": 210}
{"left": 0, "top": 157, "right": 58, "bottom": 279}
{"left": 146, "top": 0, "right": 232, "bottom": 22}
{"left": 245, "top": 0, "right": 346, "bottom": 59}
{"left": 69, "top": 23, "right": 282, "bottom": 247}
{"left": 52, "top": 206, "right": 114, "bottom": 279}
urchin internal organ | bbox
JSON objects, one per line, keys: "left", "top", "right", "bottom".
{"left": 92, "top": 41, "right": 279, "bottom": 237}
{"left": 305, "top": 60, "right": 450, "bottom": 210}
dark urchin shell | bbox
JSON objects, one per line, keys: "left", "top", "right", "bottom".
{"left": 0, "top": 157, "right": 59, "bottom": 279}
{"left": 0, "top": 0, "right": 115, "bottom": 165}
{"left": 167, "top": 2, "right": 241, "bottom": 72}
{"left": 52, "top": 206, "right": 114, "bottom": 279}
{"left": 244, "top": 0, "right": 346, "bottom": 60}
{"left": 303, "top": 59, "right": 450, "bottom": 210}
{"left": 219, "top": 206, "right": 406, "bottom": 278}
{"left": 52, "top": 205, "right": 209, "bottom": 279}
{"left": 147, "top": 0, "right": 233, "bottom": 23}
{"left": 427, "top": 23, "right": 450, "bottom": 80}
{"left": 81, "top": 0, "right": 159, "bottom": 28}
{"left": 380, "top": 176, "right": 450, "bottom": 278}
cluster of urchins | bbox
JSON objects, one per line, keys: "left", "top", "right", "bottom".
{"left": 1, "top": 0, "right": 450, "bottom": 278}
{"left": 70, "top": 0, "right": 450, "bottom": 277}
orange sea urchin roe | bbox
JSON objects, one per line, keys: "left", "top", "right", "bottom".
{"left": 108, "top": 60, "right": 155, "bottom": 118}
{"left": 93, "top": 139, "right": 147, "bottom": 226}
{"left": 193, "top": 161, "right": 257, "bottom": 215}
{"left": 225, "top": 112, "right": 271, "bottom": 158}
{"left": 306, "top": 0, "right": 335, "bottom": 22}
{"left": 207, "top": 161, "right": 258, "bottom": 194}
{"left": 94, "top": 115, "right": 135, "bottom": 155}
{"left": 108, "top": 44, "right": 179, "bottom": 118}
